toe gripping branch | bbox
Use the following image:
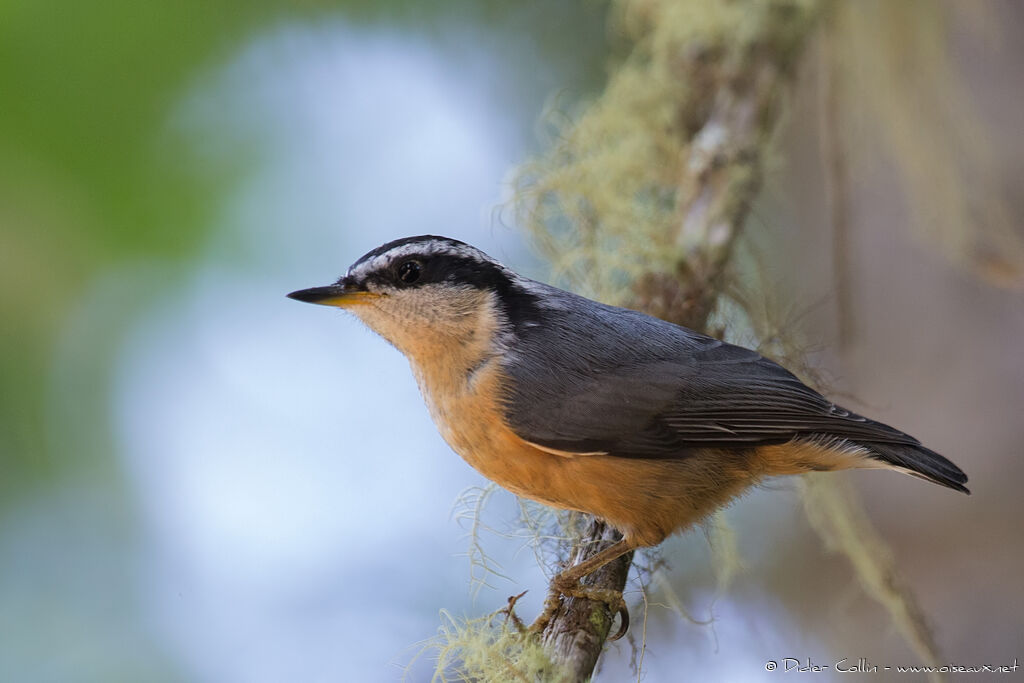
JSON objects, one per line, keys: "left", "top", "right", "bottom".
{"left": 527, "top": 534, "right": 635, "bottom": 641}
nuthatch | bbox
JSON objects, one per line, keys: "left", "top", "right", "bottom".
{"left": 288, "top": 235, "right": 968, "bottom": 628}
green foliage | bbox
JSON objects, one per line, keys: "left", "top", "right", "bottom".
{"left": 0, "top": 0, "right": 283, "bottom": 502}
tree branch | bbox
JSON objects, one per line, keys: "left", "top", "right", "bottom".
{"left": 535, "top": 2, "right": 820, "bottom": 679}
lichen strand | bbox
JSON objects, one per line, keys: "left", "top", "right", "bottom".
{"left": 516, "top": 0, "right": 820, "bottom": 312}
{"left": 829, "top": 0, "right": 1024, "bottom": 288}
{"left": 508, "top": 0, "right": 952, "bottom": 677}
{"left": 415, "top": 611, "right": 572, "bottom": 683}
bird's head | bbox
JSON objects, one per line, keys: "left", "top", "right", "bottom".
{"left": 288, "top": 235, "right": 540, "bottom": 362}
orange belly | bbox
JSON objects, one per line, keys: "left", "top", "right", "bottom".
{"left": 414, "top": 355, "right": 863, "bottom": 548}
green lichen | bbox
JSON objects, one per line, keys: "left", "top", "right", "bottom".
{"left": 409, "top": 611, "right": 570, "bottom": 683}
{"left": 588, "top": 607, "right": 608, "bottom": 635}
{"left": 425, "top": 0, "right": 986, "bottom": 678}
{"left": 516, "top": 0, "right": 820, "bottom": 305}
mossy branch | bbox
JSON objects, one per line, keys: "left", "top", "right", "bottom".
{"left": 423, "top": 1, "right": 970, "bottom": 679}
{"left": 517, "top": 1, "right": 820, "bottom": 678}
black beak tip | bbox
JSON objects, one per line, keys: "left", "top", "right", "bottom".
{"left": 287, "top": 286, "right": 331, "bottom": 303}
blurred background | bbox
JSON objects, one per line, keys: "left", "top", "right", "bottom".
{"left": 1, "top": 1, "right": 1021, "bottom": 681}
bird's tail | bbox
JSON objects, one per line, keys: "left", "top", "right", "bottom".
{"left": 865, "top": 442, "right": 970, "bottom": 494}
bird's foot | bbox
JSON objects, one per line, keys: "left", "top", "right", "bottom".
{"left": 527, "top": 578, "right": 629, "bottom": 640}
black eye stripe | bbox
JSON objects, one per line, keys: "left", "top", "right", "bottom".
{"left": 346, "top": 244, "right": 544, "bottom": 335}
{"left": 356, "top": 251, "right": 523, "bottom": 298}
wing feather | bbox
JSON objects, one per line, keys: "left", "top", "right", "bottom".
{"left": 500, "top": 284, "right": 921, "bottom": 458}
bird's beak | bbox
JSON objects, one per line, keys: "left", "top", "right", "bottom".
{"left": 286, "top": 283, "right": 381, "bottom": 308}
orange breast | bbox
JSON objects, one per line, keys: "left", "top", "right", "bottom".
{"left": 412, "top": 357, "right": 764, "bottom": 547}
{"left": 408, "top": 333, "right": 861, "bottom": 548}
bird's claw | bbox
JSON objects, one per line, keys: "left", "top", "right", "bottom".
{"left": 527, "top": 579, "right": 629, "bottom": 640}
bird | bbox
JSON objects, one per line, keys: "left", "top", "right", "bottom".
{"left": 287, "top": 234, "right": 968, "bottom": 630}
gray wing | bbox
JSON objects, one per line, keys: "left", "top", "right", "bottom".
{"left": 500, "top": 287, "right": 919, "bottom": 458}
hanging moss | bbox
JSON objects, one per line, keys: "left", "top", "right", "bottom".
{"left": 428, "top": 0, "right": 990, "bottom": 678}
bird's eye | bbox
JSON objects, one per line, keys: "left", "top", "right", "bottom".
{"left": 397, "top": 260, "right": 421, "bottom": 284}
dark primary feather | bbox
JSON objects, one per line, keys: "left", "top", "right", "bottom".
{"left": 499, "top": 281, "right": 968, "bottom": 493}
